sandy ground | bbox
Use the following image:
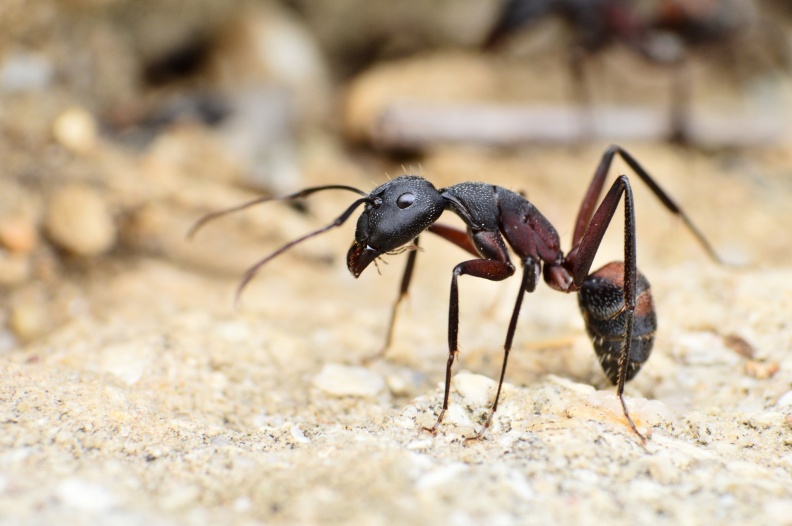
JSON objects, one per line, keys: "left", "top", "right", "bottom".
{"left": 2, "top": 139, "right": 792, "bottom": 525}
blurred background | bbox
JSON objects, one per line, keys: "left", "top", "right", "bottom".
{"left": 3, "top": 0, "right": 792, "bottom": 349}
{"left": 2, "top": 0, "right": 792, "bottom": 369}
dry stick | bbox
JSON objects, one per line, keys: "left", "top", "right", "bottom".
{"left": 371, "top": 102, "right": 786, "bottom": 150}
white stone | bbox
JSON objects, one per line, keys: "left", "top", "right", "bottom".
{"left": 233, "top": 496, "right": 252, "bottom": 513}
{"left": 52, "top": 107, "right": 98, "bottom": 154}
{"left": 55, "top": 478, "right": 117, "bottom": 512}
{"left": 312, "top": 363, "right": 385, "bottom": 397}
{"left": 100, "top": 341, "right": 152, "bottom": 385}
{"left": 453, "top": 371, "right": 496, "bottom": 407}
{"left": 45, "top": 184, "right": 116, "bottom": 256}
{"left": 290, "top": 424, "right": 310, "bottom": 444}
{"left": 776, "top": 390, "right": 792, "bottom": 407}
{"left": 546, "top": 374, "right": 597, "bottom": 395}
{"left": 415, "top": 462, "right": 468, "bottom": 490}
{"left": 0, "top": 52, "right": 54, "bottom": 92}
{"left": 214, "top": 321, "right": 252, "bottom": 342}
{"left": 406, "top": 439, "right": 433, "bottom": 450}
{"left": 442, "top": 403, "right": 475, "bottom": 428}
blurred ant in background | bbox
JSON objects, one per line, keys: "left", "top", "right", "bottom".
{"left": 484, "top": 0, "right": 783, "bottom": 143}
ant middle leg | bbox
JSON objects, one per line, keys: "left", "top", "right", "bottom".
{"left": 376, "top": 224, "right": 485, "bottom": 360}
{"left": 424, "top": 231, "right": 515, "bottom": 434}
{"left": 466, "top": 257, "right": 540, "bottom": 442}
{"left": 572, "top": 145, "right": 721, "bottom": 263}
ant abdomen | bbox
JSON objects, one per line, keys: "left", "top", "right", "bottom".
{"left": 578, "top": 261, "right": 657, "bottom": 385}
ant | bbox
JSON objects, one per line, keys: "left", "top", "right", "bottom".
{"left": 189, "top": 145, "right": 721, "bottom": 441}
{"left": 484, "top": 0, "right": 757, "bottom": 142}
{"left": 485, "top": 0, "right": 755, "bottom": 67}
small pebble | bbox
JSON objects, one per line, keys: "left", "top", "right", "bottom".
{"left": 764, "top": 499, "right": 792, "bottom": 525}
{"left": 723, "top": 333, "right": 755, "bottom": 359}
{"left": 675, "top": 332, "right": 738, "bottom": 366}
{"left": 312, "top": 363, "right": 385, "bottom": 398}
{"left": 415, "top": 463, "right": 468, "bottom": 491}
{"left": 0, "top": 329, "right": 17, "bottom": 353}
{"left": 210, "top": 435, "right": 231, "bottom": 447}
{"left": 209, "top": 371, "right": 229, "bottom": 391}
{"left": 55, "top": 478, "right": 117, "bottom": 512}
{"left": 52, "top": 107, "right": 98, "bottom": 155}
{"left": 100, "top": 342, "right": 150, "bottom": 385}
{"left": 159, "top": 485, "right": 200, "bottom": 511}
{"left": 290, "top": 424, "right": 310, "bottom": 444}
{"left": 546, "top": 374, "right": 597, "bottom": 395}
{"left": 776, "top": 390, "right": 792, "bottom": 407}
{"left": 0, "top": 51, "right": 54, "bottom": 92}
{"left": 406, "top": 438, "right": 433, "bottom": 450}
{"left": 0, "top": 216, "right": 38, "bottom": 253}
{"left": 45, "top": 184, "right": 116, "bottom": 256}
{"left": 744, "top": 360, "right": 779, "bottom": 380}
{"left": 384, "top": 365, "right": 424, "bottom": 397}
{"left": 214, "top": 321, "right": 252, "bottom": 343}
{"left": 9, "top": 301, "right": 51, "bottom": 341}
{"left": 441, "top": 403, "right": 475, "bottom": 428}
{"left": 385, "top": 373, "right": 411, "bottom": 396}
{"left": 453, "top": 371, "right": 495, "bottom": 407}
{"left": 233, "top": 496, "right": 252, "bottom": 513}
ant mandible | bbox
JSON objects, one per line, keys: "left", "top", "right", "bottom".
{"left": 189, "top": 145, "right": 721, "bottom": 441}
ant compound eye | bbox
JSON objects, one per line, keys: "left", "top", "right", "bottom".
{"left": 396, "top": 192, "right": 415, "bottom": 209}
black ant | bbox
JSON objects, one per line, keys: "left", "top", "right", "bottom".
{"left": 484, "top": 0, "right": 757, "bottom": 142}
{"left": 486, "top": 0, "right": 756, "bottom": 68}
{"left": 189, "top": 145, "right": 721, "bottom": 441}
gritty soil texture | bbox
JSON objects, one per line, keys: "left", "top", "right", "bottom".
{"left": 2, "top": 2, "right": 792, "bottom": 526}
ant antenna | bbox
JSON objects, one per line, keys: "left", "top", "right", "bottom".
{"left": 233, "top": 196, "right": 372, "bottom": 304}
{"left": 187, "top": 185, "right": 368, "bottom": 239}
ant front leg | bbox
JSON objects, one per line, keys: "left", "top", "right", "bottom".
{"left": 370, "top": 236, "right": 420, "bottom": 362}
{"left": 424, "top": 230, "right": 515, "bottom": 434}
{"left": 376, "top": 224, "right": 483, "bottom": 360}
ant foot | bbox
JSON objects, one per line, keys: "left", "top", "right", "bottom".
{"left": 421, "top": 409, "right": 446, "bottom": 435}
{"left": 619, "top": 393, "right": 647, "bottom": 444}
{"left": 361, "top": 349, "right": 386, "bottom": 366}
{"left": 464, "top": 413, "right": 494, "bottom": 444}
{"left": 463, "top": 428, "right": 489, "bottom": 444}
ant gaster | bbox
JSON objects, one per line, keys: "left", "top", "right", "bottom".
{"left": 190, "top": 146, "right": 721, "bottom": 441}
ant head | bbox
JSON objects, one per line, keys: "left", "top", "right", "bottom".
{"left": 347, "top": 176, "right": 445, "bottom": 277}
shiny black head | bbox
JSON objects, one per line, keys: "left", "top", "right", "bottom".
{"left": 347, "top": 176, "right": 445, "bottom": 277}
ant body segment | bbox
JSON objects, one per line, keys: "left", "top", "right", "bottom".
{"left": 190, "top": 145, "right": 721, "bottom": 441}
